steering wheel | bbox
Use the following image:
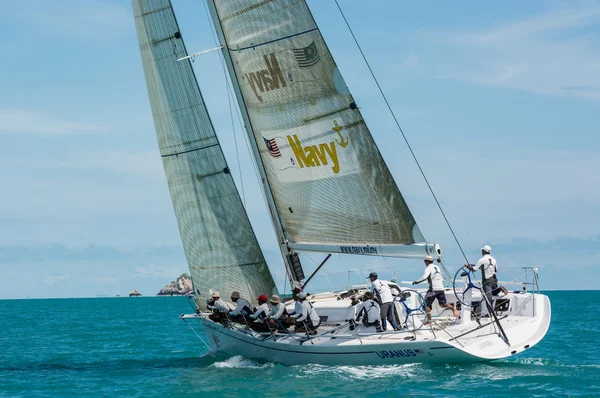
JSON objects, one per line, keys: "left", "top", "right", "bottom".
{"left": 396, "top": 289, "right": 427, "bottom": 330}
{"left": 452, "top": 265, "right": 481, "bottom": 307}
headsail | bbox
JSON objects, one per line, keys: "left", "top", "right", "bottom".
{"left": 208, "top": 0, "right": 427, "bottom": 254}
{"left": 132, "top": 0, "right": 277, "bottom": 308}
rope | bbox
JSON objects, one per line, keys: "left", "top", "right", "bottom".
{"left": 182, "top": 319, "right": 211, "bottom": 350}
{"left": 333, "top": 0, "right": 470, "bottom": 265}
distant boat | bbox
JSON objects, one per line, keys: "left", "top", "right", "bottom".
{"left": 132, "top": 0, "right": 551, "bottom": 365}
{"left": 129, "top": 290, "right": 142, "bottom": 297}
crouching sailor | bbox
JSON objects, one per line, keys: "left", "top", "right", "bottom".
{"left": 206, "top": 291, "right": 229, "bottom": 323}
{"left": 228, "top": 291, "right": 256, "bottom": 324}
{"left": 292, "top": 292, "right": 320, "bottom": 335}
{"left": 355, "top": 291, "right": 383, "bottom": 332}
{"left": 267, "top": 295, "right": 288, "bottom": 331}
{"left": 249, "top": 295, "right": 271, "bottom": 332}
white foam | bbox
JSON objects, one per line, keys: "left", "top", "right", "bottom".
{"left": 211, "top": 355, "right": 274, "bottom": 369}
{"left": 297, "top": 363, "right": 422, "bottom": 380}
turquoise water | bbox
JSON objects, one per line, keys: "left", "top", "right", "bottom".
{"left": 0, "top": 291, "right": 598, "bottom": 397}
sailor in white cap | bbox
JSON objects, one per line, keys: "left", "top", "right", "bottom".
{"left": 291, "top": 292, "right": 320, "bottom": 334}
{"left": 466, "top": 245, "right": 508, "bottom": 317}
{"left": 413, "top": 255, "right": 459, "bottom": 324}
{"left": 206, "top": 291, "right": 229, "bottom": 322}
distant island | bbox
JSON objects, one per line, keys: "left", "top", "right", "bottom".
{"left": 129, "top": 289, "right": 142, "bottom": 297}
{"left": 157, "top": 273, "right": 193, "bottom": 296}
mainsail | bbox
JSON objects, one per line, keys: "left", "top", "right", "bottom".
{"left": 208, "top": 0, "right": 427, "bottom": 255}
{"left": 133, "top": 0, "right": 277, "bottom": 308}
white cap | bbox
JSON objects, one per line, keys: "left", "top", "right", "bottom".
{"left": 424, "top": 255, "right": 433, "bottom": 261}
{"left": 211, "top": 291, "right": 220, "bottom": 298}
{"left": 297, "top": 292, "right": 307, "bottom": 299}
{"left": 481, "top": 245, "right": 491, "bottom": 253}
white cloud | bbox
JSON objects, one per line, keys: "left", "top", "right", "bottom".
{"left": 424, "top": 4, "right": 600, "bottom": 100}
{"left": 0, "top": 109, "right": 109, "bottom": 134}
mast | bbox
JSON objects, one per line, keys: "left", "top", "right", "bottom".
{"left": 206, "top": 0, "right": 304, "bottom": 288}
{"left": 132, "top": 0, "right": 278, "bottom": 307}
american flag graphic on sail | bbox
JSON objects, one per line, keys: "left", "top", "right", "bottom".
{"left": 293, "top": 41, "right": 320, "bottom": 67}
{"left": 263, "top": 137, "right": 281, "bottom": 158}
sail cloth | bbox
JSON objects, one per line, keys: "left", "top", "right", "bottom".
{"left": 211, "top": 0, "right": 426, "bottom": 248}
{"left": 132, "top": 0, "right": 277, "bottom": 309}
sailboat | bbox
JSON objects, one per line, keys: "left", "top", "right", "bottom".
{"left": 132, "top": 0, "right": 551, "bottom": 365}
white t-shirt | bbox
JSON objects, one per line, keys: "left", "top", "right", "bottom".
{"left": 369, "top": 279, "right": 393, "bottom": 303}
{"left": 268, "top": 303, "right": 285, "bottom": 320}
{"left": 474, "top": 254, "right": 497, "bottom": 280}
{"left": 415, "top": 264, "right": 444, "bottom": 291}
{"left": 293, "top": 300, "right": 320, "bottom": 326}
{"left": 229, "top": 298, "right": 255, "bottom": 316}
{"left": 356, "top": 299, "right": 380, "bottom": 323}
{"left": 287, "top": 300, "right": 302, "bottom": 316}
{"left": 250, "top": 303, "right": 270, "bottom": 320}
{"left": 208, "top": 298, "right": 230, "bottom": 313}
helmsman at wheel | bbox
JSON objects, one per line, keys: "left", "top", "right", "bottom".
{"left": 466, "top": 245, "right": 508, "bottom": 317}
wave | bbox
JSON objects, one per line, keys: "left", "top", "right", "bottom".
{"left": 211, "top": 355, "right": 274, "bottom": 369}
{"left": 295, "top": 363, "right": 424, "bottom": 380}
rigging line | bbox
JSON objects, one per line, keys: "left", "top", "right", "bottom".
{"left": 202, "top": 0, "right": 272, "bottom": 214}
{"left": 334, "top": 0, "right": 470, "bottom": 265}
{"left": 200, "top": 1, "right": 247, "bottom": 207}
{"left": 226, "top": 60, "right": 246, "bottom": 206}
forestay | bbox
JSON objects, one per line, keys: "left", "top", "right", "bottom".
{"left": 211, "top": 0, "right": 426, "bottom": 249}
{"left": 133, "top": 0, "right": 277, "bottom": 308}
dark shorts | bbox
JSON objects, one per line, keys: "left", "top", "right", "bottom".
{"left": 425, "top": 290, "right": 447, "bottom": 307}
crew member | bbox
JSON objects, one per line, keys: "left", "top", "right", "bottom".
{"left": 292, "top": 292, "right": 320, "bottom": 334}
{"left": 466, "top": 245, "right": 509, "bottom": 317}
{"left": 228, "top": 291, "right": 255, "bottom": 324}
{"left": 355, "top": 291, "right": 383, "bottom": 332}
{"left": 285, "top": 287, "right": 303, "bottom": 327}
{"left": 413, "top": 256, "right": 459, "bottom": 324}
{"left": 267, "top": 294, "right": 288, "bottom": 331}
{"left": 206, "top": 291, "right": 229, "bottom": 322}
{"left": 249, "top": 294, "right": 271, "bottom": 332}
{"left": 368, "top": 272, "right": 399, "bottom": 330}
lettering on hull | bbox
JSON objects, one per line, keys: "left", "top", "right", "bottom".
{"left": 375, "top": 349, "right": 423, "bottom": 359}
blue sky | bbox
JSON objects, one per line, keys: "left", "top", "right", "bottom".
{"left": 1, "top": 0, "right": 599, "bottom": 298}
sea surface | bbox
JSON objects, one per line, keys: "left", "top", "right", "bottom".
{"left": 0, "top": 291, "right": 597, "bottom": 397}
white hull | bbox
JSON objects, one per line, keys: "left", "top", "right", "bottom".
{"left": 189, "top": 291, "right": 551, "bottom": 366}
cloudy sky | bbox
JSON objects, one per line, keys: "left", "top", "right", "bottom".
{"left": 1, "top": 0, "right": 599, "bottom": 298}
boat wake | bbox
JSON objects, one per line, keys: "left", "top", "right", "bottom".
{"left": 297, "top": 363, "right": 423, "bottom": 380}
{"left": 211, "top": 355, "right": 274, "bottom": 369}
{"left": 505, "top": 357, "right": 600, "bottom": 369}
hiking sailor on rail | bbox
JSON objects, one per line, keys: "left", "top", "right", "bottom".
{"left": 228, "top": 291, "right": 256, "bottom": 324}
{"left": 206, "top": 291, "right": 229, "bottom": 322}
{"left": 249, "top": 294, "right": 271, "bottom": 332}
{"left": 413, "top": 256, "right": 459, "bottom": 324}
{"left": 292, "top": 292, "right": 320, "bottom": 334}
{"left": 267, "top": 294, "right": 288, "bottom": 331}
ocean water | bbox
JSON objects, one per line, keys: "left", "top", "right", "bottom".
{"left": 0, "top": 291, "right": 597, "bottom": 397}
